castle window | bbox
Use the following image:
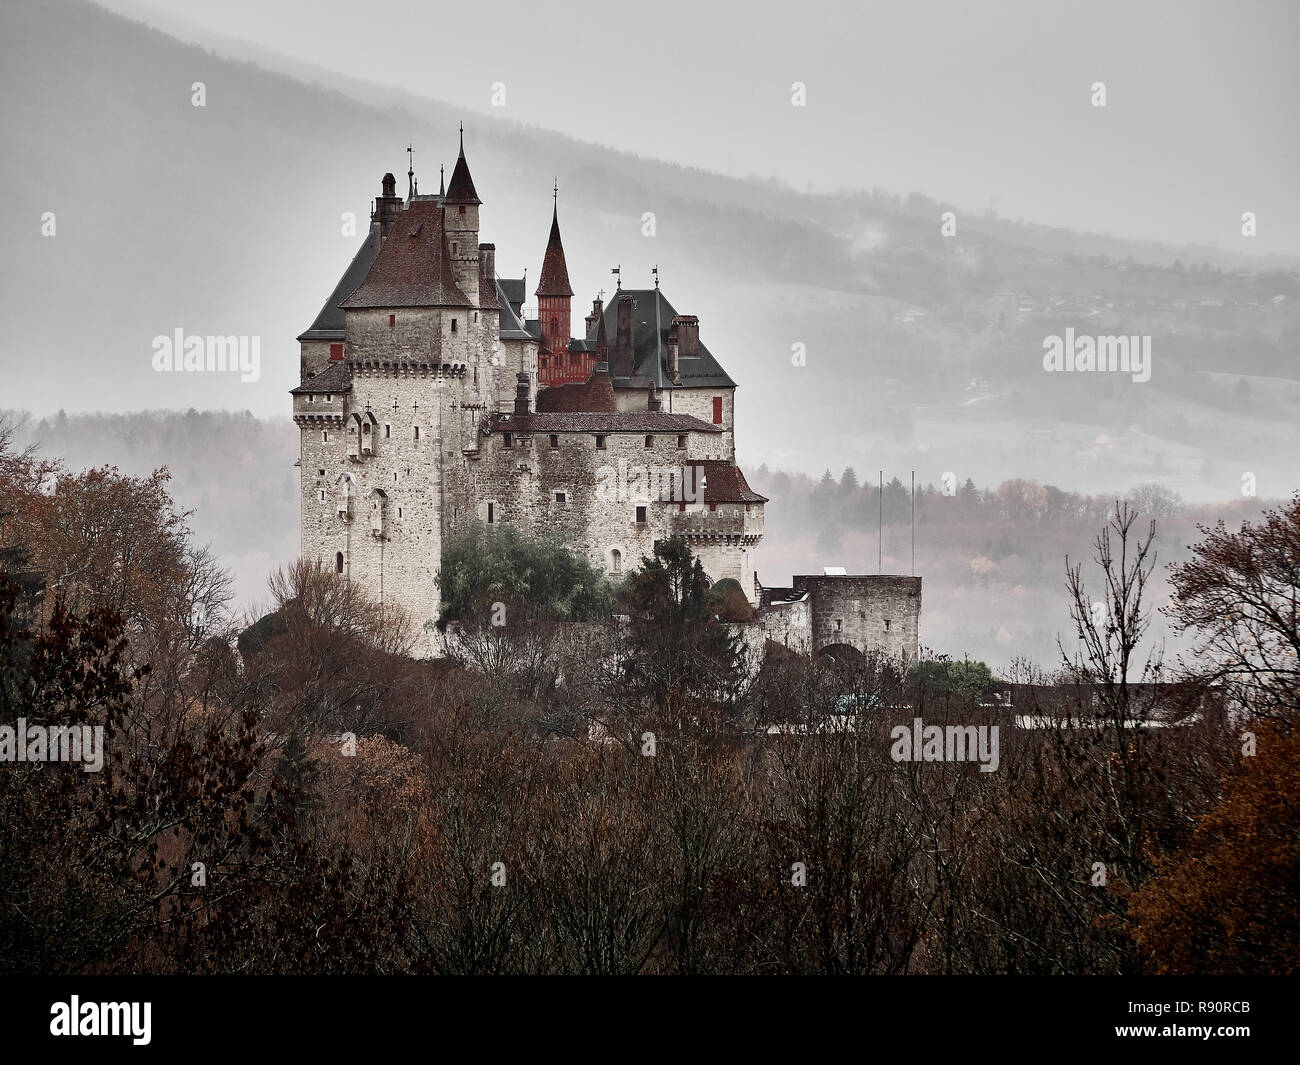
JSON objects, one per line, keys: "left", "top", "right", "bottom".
{"left": 712, "top": 397, "right": 723, "bottom": 424}
{"left": 326, "top": 394, "right": 332, "bottom": 402}
{"left": 835, "top": 619, "right": 843, "bottom": 632}
{"left": 335, "top": 552, "right": 344, "bottom": 574}
{"left": 503, "top": 432, "right": 512, "bottom": 448}
{"left": 549, "top": 434, "right": 559, "bottom": 449}
{"left": 329, "top": 343, "right": 343, "bottom": 360}
{"left": 644, "top": 435, "right": 654, "bottom": 449}
{"left": 679, "top": 502, "right": 686, "bottom": 512}
{"left": 677, "top": 434, "right": 686, "bottom": 449}
{"left": 318, "top": 469, "right": 325, "bottom": 477}
{"left": 394, "top": 472, "right": 398, "bottom": 483}
{"left": 452, "top": 243, "right": 458, "bottom": 255}
{"left": 389, "top": 314, "right": 395, "bottom": 328}
{"left": 554, "top": 491, "right": 567, "bottom": 504}
{"left": 384, "top": 424, "right": 390, "bottom": 439}
{"left": 595, "top": 435, "right": 606, "bottom": 450}
{"left": 451, "top": 318, "right": 457, "bottom": 333}
{"left": 635, "top": 506, "right": 647, "bottom": 524}
{"left": 474, "top": 312, "right": 478, "bottom": 323}
{"left": 414, "top": 426, "right": 420, "bottom": 441}
{"left": 611, "top": 549, "right": 623, "bottom": 573}
{"left": 322, "top": 430, "right": 329, "bottom": 442}
{"left": 398, "top": 506, "right": 403, "bottom": 518}
{"left": 458, "top": 205, "right": 466, "bottom": 215}
{"left": 884, "top": 619, "right": 891, "bottom": 632}
{"left": 318, "top": 489, "right": 325, "bottom": 502}
{"left": 487, "top": 502, "right": 495, "bottom": 524}
{"left": 709, "top": 503, "right": 717, "bottom": 512}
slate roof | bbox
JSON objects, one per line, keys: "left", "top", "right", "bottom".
{"left": 498, "top": 278, "right": 526, "bottom": 310}
{"left": 297, "top": 236, "right": 376, "bottom": 342}
{"left": 488, "top": 410, "right": 723, "bottom": 435}
{"left": 497, "top": 280, "right": 533, "bottom": 340}
{"left": 594, "top": 289, "right": 736, "bottom": 390}
{"left": 341, "top": 201, "right": 473, "bottom": 310}
{"left": 290, "top": 362, "right": 353, "bottom": 395}
{"left": 536, "top": 206, "right": 573, "bottom": 298}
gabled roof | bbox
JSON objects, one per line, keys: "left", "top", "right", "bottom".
{"left": 341, "top": 201, "right": 473, "bottom": 310}
{"left": 297, "top": 236, "right": 376, "bottom": 342}
{"left": 290, "top": 361, "right": 353, "bottom": 395}
{"left": 593, "top": 288, "right": 735, "bottom": 390}
{"left": 536, "top": 205, "right": 573, "bottom": 298}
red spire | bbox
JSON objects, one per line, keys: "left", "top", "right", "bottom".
{"left": 536, "top": 195, "right": 573, "bottom": 298}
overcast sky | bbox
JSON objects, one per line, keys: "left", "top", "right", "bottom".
{"left": 99, "top": 0, "right": 1300, "bottom": 256}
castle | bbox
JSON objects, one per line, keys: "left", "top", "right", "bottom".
{"left": 292, "top": 130, "right": 920, "bottom": 661}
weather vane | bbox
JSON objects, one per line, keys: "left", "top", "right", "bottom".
{"left": 611, "top": 264, "right": 621, "bottom": 290}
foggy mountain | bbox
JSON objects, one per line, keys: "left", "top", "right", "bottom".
{"left": 3, "top": 0, "right": 1298, "bottom": 503}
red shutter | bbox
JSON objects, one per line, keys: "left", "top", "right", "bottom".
{"left": 712, "top": 396, "right": 723, "bottom": 424}
{"left": 329, "top": 343, "right": 343, "bottom": 361}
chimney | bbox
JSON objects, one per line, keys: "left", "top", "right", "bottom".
{"left": 612, "top": 294, "right": 637, "bottom": 378}
{"left": 479, "top": 243, "right": 496, "bottom": 281}
{"left": 647, "top": 383, "right": 662, "bottom": 411}
{"left": 667, "top": 322, "right": 680, "bottom": 385}
{"left": 373, "top": 172, "right": 404, "bottom": 247}
{"left": 674, "top": 314, "right": 700, "bottom": 358}
{"left": 585, "top": 296, "right": 603, "bottom": 337}
{"left": 514, "top": 372, "right": 531, "bottom": 416}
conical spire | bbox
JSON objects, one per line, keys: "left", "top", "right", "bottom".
{"left": 438, "top": 164, "right": 445, "bottom": 199}
{"left": 536, "top": 186, "right": 573, "bottom": 298}
{"left": 443, "top": 122, "right": 481, "bottom": 204}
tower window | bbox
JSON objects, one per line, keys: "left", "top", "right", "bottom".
{"left": 595, "top": 435, "right": 606, "bottom": 450}
{"left": 644, "top": 435, "right": 654, "bottom": 448}
{"left": 318, "top": 489, "right": 325, "bottom": 502}
{"left": 712, "top": 396, "right": 723, "bottom": 424}
{"left": 635, "top": 506, "right": 647, "bottom": 524}
{"left": 389, "top": 314, "right": 395, "bottom": 328}
{"left": 322, "top": 430, "right": 329, "bottom": 442}
{"left": 384, "top": 424, "right": 390, "bottom": 439}
{"left": 487, "top": 502, "right": 495, "bottom": 524}
{"left": 329, "top": 343, "right": 343, "bottom": 360}
{"left": 884, "top": 619, "right": 892, "bottom": 632}
{"left": 398, "top": 506, "right": 403, "bottom": 518}
{"left": 835, "top": 619, "right": 843, "bottom": 632}
{"left": 503, "top": 432, "right": 512, "bottom": 448}
{"left": 458, "top": 205, "right": 466, "bottom": 215}
{"left": 611, "top": 549, "right": 623, "bottom": 573}
{"left": 451, "top": 318, "right": 457, "bottom": 333}
{"left": 677, "top": 434, "right": 686, "bottom": 448}
{"left": 554, "top": 490, "right": 567, "bottom": 504}
{"left": 335, "top": 552, "right": 344, "bottom": 574}
{"left": 414, "top": 426, "right": 420, "bottom": 441}
{"left": 549, "top": 434, "right": 559, "bottom": 449}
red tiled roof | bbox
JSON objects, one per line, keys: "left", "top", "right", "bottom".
{"left": 536, "top": 368, "right": 617, "bottom": 413}
{"left": 341, "top": 201, "right": 473, "bottom": 309}
{"left": 696, "top": 461, "right": 768, "bottom": 503}
{"left": 488, "top": 410, "right": 723, "bottom": 434}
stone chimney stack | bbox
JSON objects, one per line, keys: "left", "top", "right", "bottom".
{"left": 647, "top": 383, "right": 662, "bottom": 411}
{"left": 479, "top": 243, "right": 496, "bottom": 282}
{"left": 514, "top": 372, "right": 531, "bottom": 415}
{"left": 372, "top": 172, "right": 404, "bottom": 248}
{"left": 612, "top": 293, "right": 637, "bottom": 378}
{"left": 666, "top": 322, "right": 681, "bottom": 385}
{"left": 674, "top": 314, "right": 699, "bottom": 358}
{"left": 585, "top": 296, "right": 603, "bottom": 337}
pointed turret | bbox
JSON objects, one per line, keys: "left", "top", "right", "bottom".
{"left": 536, "top": 183, "right": 574, "bottom": 382}
{"left": 443, "top": 123, "right": 481, "bottom": 205}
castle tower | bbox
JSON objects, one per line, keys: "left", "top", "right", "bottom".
{"left": 443, "top": 124, "right": 482, "bottom": 308}
{"left": 536, "top": 184, "right": 573, "bottom": 383}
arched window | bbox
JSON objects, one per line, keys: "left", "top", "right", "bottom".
{"left": 335, "top": 551, "right": 344, "bottom": 574}
{"left": 611, "top": 548, "right": 623, "bottom": 573}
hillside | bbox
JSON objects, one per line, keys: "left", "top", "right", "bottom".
{"left": 1, "top": 0, "right": 1298, "bottom": 501}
